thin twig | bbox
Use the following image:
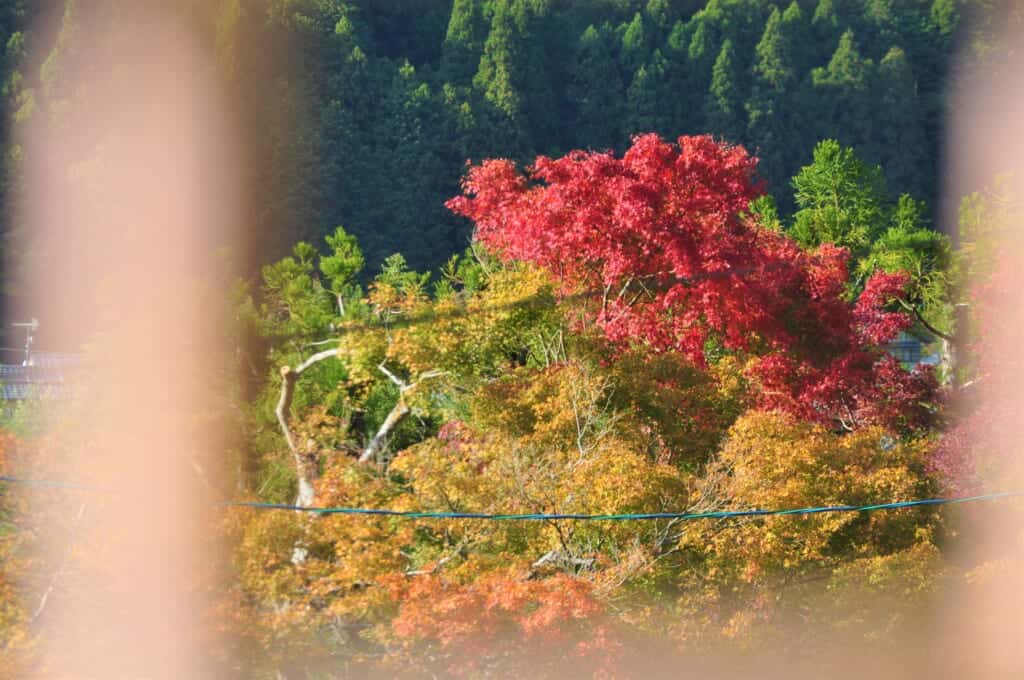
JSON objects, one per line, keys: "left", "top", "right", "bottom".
{"left": 31, "top": 502, "right": 86, "bottom": 625}
{"left": 896, "top": 298, "right": 954, "bottom": 342}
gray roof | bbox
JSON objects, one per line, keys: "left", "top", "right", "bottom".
{"left": 0, "top": 352, "right": 80, "bottom": 400}
{"left": 0, "top": 383, "right": 76, "bottom": 400}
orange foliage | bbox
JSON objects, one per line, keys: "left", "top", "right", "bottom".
{"left": 385, "top": 570, "right": 620, "bottom": 677}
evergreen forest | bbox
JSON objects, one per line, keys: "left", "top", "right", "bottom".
{"left": 0, "top": 0, "right": 1006, "bottom": 280}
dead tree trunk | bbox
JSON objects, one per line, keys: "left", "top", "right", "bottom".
{"left": 276, "top": 352, "right": 444, "bottom": 504}
{"left": 275, "top": 349, "right": 337, "bottom": 508}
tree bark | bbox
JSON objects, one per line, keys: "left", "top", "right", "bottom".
{"left": 358, "top": 364, "right": 445, "bottom": 464}
{"left": 275, "top": 352, "right": 444, "bottom": 498}
{"left": 275, "top": 352, "right": 443, "bottom": 565}
{"left": 275, "top": 349, "right": 337, "bottom": 507}
{"left": 359, "top": 397, "right": 410, "bottom": 464}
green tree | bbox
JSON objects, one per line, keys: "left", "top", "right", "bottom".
{"left": 789, "top": 138, "right": 951, "bottom": 325}
{"left": 930, "top": 0, "right": 959, "bottom": 39}
{"left": 441, "top": 0, "right": 485, "bottom": 83}
{"left": 365, "top": 61, "right": 452, "bottom": 269}
{"left": 752, "top": 7, "right": 794, "bottom": 91}
{"left": 704, "top": 38, "right": 744, "bottom": 143}
{"left": 781, "top": 0, "right": 813, "bottom": 72}
{"left": 568, "top": 23, "right": 623, "bottom": 148}
{"left": 687, "top": 18, "right": 715, "bottom": 70}
{"left": 870, "top": 47, "right": 928, "bottom": 199}
{"left": 860, "top": 0, "right": 902, "bottom": 57}
{"left": 618, "top": 12, "right": 648, "bottom": 76}
{"left": 789, "top": 139, "right": 888, "bottom": 261}
{"left": 320, "top": 225, "right": 365, "bottom": 311}
{"left": 812, "top": 0, "right": 842, "bottom": 38}
{"left": 810, "top": 30, "right": 874, "bottom": 150}
{"left": 747, "top": 6, "right": 803, "bottom": 184}
{"left": 472, "top": 0, "right": 556, "bottom": 154}
{"left": 625, "top": 50, "right": 669, "bottom": 141}
{"left": 661, "top": 19, "right": 696, "bottom": 131}
{"left": 859, "top": 194, "right": 952, "bottom": 330}
{"left": 39, "top": 0, "right": 79, "bottom": 120}
{"left": 473, "top": 0, "right": 527, "bottom": 151}
{"left": 508, "top": 0, "right": 559, "bottom": 150}
{"left": 644, "top": 0, "right": 674, "bottom": 41}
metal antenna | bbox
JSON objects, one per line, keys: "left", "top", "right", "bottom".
{"left": 11, "top": 318, "right": 38, "bottom": 366}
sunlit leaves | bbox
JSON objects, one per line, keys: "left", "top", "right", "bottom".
{"left": 450, "top": 133, "right": 935, "bottom": 431}
{"left": 676, "top": 412, "right": 943, "bottom": 644}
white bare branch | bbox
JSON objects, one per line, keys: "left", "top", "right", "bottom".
{"left": 31, "top": 502, "right": 86, "bottom": 625}
{"left": 295, "top": 348, "right": 340, "bottom": 374}
{"left": 377, "top": 362, "right": 409, "bottom": 389}
{"left": 359, "top": 364, "right": 446, "bottom": 464}
{"left": 276, "top": 348, "right": 339, "bottom": 508}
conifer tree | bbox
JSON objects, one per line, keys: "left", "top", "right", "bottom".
{"left": 811, "top": 30, "right": 874, "bottom": 150}
{"left": 752, "top": 7, "right": 794, "bottom": 91}
{"left": 619, "top": 12, "right": 648, "bottom": 77}
{"left": 747, "top": 6, "right": 801, "bottom": 187}
{"left": 781, "top": 0, "right": 812, "bottom": 74}
{"left": 812, "top": 0, "right": 842, "bottom": 62}
{"left": 860, "top": 0, "right": 905, "bottom": 58}
{"left": 662, "top": 19, "right": 699, "bottom": 132}
{"left": 644, "top": 0, "right": 673, "bottom": 43}
{"left": 39, "top": 0, "right": 79, "bottom": 114}
{"left": 683, "top": 20, "right": 717, "bottom": 131}
{"left": 625, "top": 50, "right": 669, "bottom": 141}
{"left": 509, "top": 0, "right": 558, "bottom": 150}
{"left": 930, "top": 0, "right": 958, "bottom": 40}
{"left": 789, "top": 139, "right": 888, "bottom": 262}
{"left": 705, "top": 39, "right": 744, "bottom": 144}
{"left": 568, "top": 23, "right": 623, "bottom": 148}
{"left": 687, "top": 20, "right": 716, "bottom": 74}
{"left": 473, "top": 0, "right": 527, "bottom": 152}
{"left": 441, "top": 0, "right": 485, "bottom": 84}
{"left": 872, "top": 47, "right": 928, "bottom": 199}
{"left": 367, "top": 61, "right": 451, "bottom": 267}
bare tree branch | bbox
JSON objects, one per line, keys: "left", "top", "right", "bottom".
{"left": 359, "top": 397, "right": 411, "bottom": 465}
{"left": 358, "top": 364, "right": 445, "bottom": 464}
{"left": 276, "top": 348, "right": 338, "bottom": 507}
{"left": 295, "top": 348, "right": 341, "bottom": 374}
{"left": 31, "top": 502, "right": 86, "bottom": 625}
{"left": 961, "top": 376, "right": 984, "bottom": 390}
{"left": 405, "top": 540, "right": 469, "bottom": 576}
{"left": 896, "top": 297, "right": 955, "bottom": 342}
{"left": 302, "top": 338, "right": 342, "bottom": 349}
{"left": 531, "top": 549, "right": 595, "bottom": 571}
{"left": 377, "top": 362, "right": 409, "bottom": 389}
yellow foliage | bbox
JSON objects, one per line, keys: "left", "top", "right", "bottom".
{"left": 675, "top": 412, "right": 944, "bottom": 647}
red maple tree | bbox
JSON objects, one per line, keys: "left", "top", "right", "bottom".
{"left": 448, "top": 134, "right": 935, "bottom": 431}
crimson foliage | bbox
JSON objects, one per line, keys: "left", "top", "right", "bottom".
{"left": 448, "top": 134, "right": 935, "bottom": 431}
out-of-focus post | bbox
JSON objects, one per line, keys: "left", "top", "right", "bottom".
{"left": 17, "top": 5, "right": 241, "bottom": 677}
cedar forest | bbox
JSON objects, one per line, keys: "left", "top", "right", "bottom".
{"left": 1, "top": 0, "right": 1023, "bottom": 677}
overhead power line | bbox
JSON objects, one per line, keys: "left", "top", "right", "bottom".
{"left": 0, "top": 475, "right": 1019, "bottom": 522}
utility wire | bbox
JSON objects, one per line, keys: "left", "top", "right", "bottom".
{"left": 226, "top": 492, "right": 1024, "bottom": 520}
{"left": 1, "top": 475, "right": 1019, "bottom": 522}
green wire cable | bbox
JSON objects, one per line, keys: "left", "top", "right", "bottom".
{"left": 3, "top": 475, "right": 1020, "bottom": 521}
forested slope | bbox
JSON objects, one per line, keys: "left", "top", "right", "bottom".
{"left": 0, "top": 0, "right": 1001, "bottom": 282}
